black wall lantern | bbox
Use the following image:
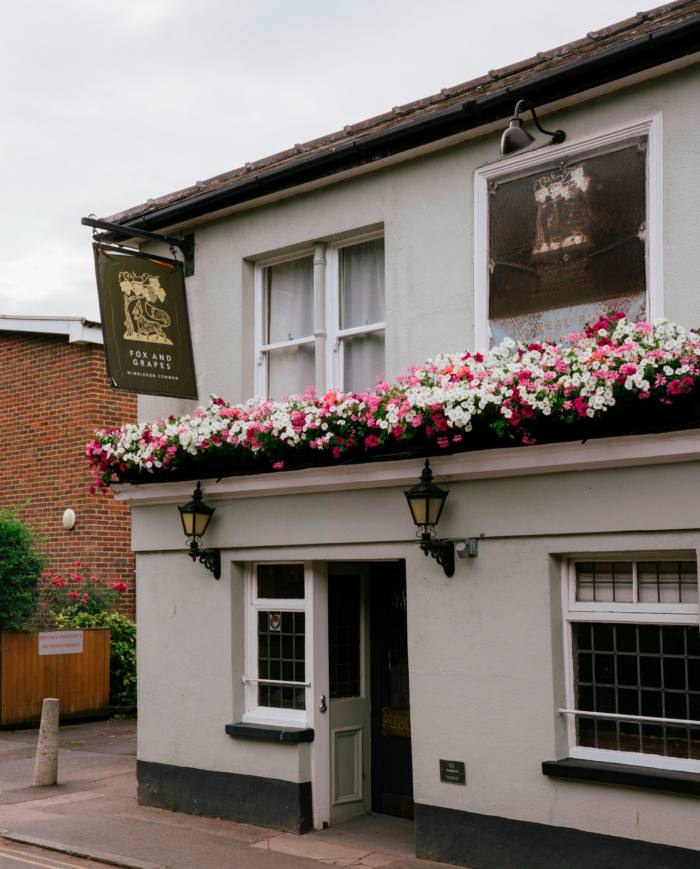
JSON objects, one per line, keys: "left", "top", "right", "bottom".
{"left": 405, "top": 459, "right": 455, "bottom": 577}
{"left": 500, "top": 99, "right": 566, "bottom": 156}
{"left": 178, "top": 482, "right": 221, "bottom": 579}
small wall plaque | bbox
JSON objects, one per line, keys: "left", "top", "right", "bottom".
{"left": 440, "top": 759, "right": 466, "bottom": 785}
{"left": 38, "top": 630, "right": 84, "bottom": 656}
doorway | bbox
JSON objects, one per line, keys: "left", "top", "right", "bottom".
{"left": 327, "top": 561, "right": 413, "bottom": 825}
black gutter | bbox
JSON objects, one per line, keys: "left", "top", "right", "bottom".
{"left": 111, "top": 14, "right": 700, "bottom": 234}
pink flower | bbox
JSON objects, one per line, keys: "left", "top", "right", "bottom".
{"left": 364, "top": 435, "right": 380, "bottom": 448}
{"left": 112, "top": 581, "right": 127, "bottom": 593}
{"left": 69, "top": 590, "right": 79, "bottom": 601}
{"left": 272, "top": 461, "right": 285, "bottom": 470}
{"left": 620, "top": 363, "right": 637, "bottom": 376}
{"left": 437, "top": 436, "right": 450, "bottom": 448}
{"left": 667, "top": 380, "right": 684, "bottom": 395}
{"left": 572, "top": 396, "right": 589, "bottom": 418}
{"left": 81, "top": 593, "right": 89, "bottom": 604}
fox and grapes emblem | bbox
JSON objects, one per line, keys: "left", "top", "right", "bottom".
{"left": 119, "top": 271, "right": 173, "bottom": 345}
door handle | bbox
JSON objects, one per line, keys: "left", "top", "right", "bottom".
{"left": 319, "top": 694, "right": 327, "bottom": 713}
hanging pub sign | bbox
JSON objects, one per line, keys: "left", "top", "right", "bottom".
{"left": 93, "top": 243, "right": 198, "bottom": 399}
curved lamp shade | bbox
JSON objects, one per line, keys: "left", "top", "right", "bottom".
{"left": 500, "top": 118, "right": 536, "bottom": 155}
{"left": 500, "top": 99, "right": 566, "bottom": 156}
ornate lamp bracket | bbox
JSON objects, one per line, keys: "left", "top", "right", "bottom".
{"left": 419, "top": 532, "right": 455, "bottom": 578}
{"left": 187, "top": 538, "right": 221, "bottom": 580}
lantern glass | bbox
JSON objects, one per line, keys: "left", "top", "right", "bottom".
{"left": 426, "top": 493, "right": 446, "bottom": 526}
{"left": 179, "top": 506, "right": 196, "bottom": 537}
{"left": 178, "top": 483, "right": 215, "bottom": 539}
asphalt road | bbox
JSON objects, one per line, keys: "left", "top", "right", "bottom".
{"left": 0, "top": 841, "right": 111, "bottom": 869}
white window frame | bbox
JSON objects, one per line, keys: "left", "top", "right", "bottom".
{"left": 254, "top": 249, "right": 316, "bottom": 400}
{"left": 474, "top": 112, "right": 664, "bottom": 352}
{"left": 325, "top": 230, "right": 386, "bottom": 393}
{"left": 560, "top": 553, "right": 700, "bottom": 774}
{"left": 242, "top": 561, "right": 313, "bottom": 728}
{"left": 254, "top": 231, "right": 385, "bottom": 398}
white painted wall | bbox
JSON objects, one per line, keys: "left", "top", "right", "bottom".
{"left": 134, "top": 457, "right": 700, "bottom": 850}
{"left": 131, "top": 61, "right": 700, "bottom": 850}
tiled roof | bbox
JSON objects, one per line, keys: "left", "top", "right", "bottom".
{"left": 107, "top": 0, "right": 700, "bottom": 227}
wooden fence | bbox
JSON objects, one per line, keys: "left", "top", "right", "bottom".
{"left": 0, "top": 629, "right": 110, "bottom": 727}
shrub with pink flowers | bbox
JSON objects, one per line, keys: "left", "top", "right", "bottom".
{"left": 41, "top": 559, "right": 127, "bottom": 620}
{"left": 86, "top": 314, "right": 700, "bottom": 488}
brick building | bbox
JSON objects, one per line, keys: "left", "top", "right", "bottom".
{"left": 0, "top": 316, "right": 136, "bottom": 620}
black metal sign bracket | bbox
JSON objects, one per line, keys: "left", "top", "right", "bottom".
{"left": 81, "top": 216, "right": 195, "bottom": 276}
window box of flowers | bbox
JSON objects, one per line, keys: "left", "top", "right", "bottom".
{"left": 86, "top": 315, "right": 700, "bottom": 488}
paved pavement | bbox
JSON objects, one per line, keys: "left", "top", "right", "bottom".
{"left": 0, "top": 721, "right": 446, "bottom": 869}
{"left": 0, "top": 839, "right": 113, "bottom": 868}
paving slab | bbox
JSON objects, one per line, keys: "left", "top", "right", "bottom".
{"left": 0, "top": 721, "right": 448, "bottom": 869}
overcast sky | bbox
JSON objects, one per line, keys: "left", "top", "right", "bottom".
{"left": 0, "top": 0, "right": 653, "bottom": 321}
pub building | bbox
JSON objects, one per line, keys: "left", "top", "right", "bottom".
{"left": 94, "top": 5, "right": 700, "bottom": 867}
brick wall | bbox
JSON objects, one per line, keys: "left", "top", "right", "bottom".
{"left": 0, "top": 331, "right": 137, "bottom": 623}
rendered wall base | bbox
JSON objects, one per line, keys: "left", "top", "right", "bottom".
{"left": 137, "top": 760, "right": 312, "bottom": 833}
{"left": 415, "top": 803, "right": 700, "bottom": 869}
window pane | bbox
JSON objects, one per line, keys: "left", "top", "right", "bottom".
{"left": 488, "top": 140, "right": 647, "bottom": 345}
{"left": 257, "top": 608, "right": 306, "bottom": 711}
{"left": 572, "top": 622, "right": 700, "bottom": 760}
{"left": 342, "top": 331, "right": 385, "bottom": 393}
{"left": 340, "top": 239, "right": 385, "bottom": 329}
{"left": 638, "top": 561, "right": 698, "bottom": 604}
{"left": 257, "top": 564, "right": 305, "bottom": 599}
{"left": 575, "top": 562, "right": 632, "bottom": 603}
{"left": 266, "top": 257, "right": 314, "bottom": 343}
{"left": 329, "top": 575, "right": 361, "bottom": 699}
{"left": 268, "top": 343, "right": 315, "bottom": 400}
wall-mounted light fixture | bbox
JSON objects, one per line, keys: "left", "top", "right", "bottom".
{"left": 404, "top": 459, "right": 455, "bottom": 577}
{"left": 178, "top": 482, "right": 221, "bottom": 579}
{"left": 500, "top": 99, "right": 566, "bottom": 156}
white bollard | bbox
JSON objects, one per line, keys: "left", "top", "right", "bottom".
{"left": 32, "top": 697, "right": 59, "bottom": 786}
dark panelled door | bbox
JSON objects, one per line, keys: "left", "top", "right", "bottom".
{"left": 370, "top": 561, "right": 413, "bottom": 818}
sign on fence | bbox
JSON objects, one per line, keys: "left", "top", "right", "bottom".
{"left": 38, "top": 631, "right": 84, "bottom": 656}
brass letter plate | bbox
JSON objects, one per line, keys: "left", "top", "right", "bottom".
{"left": 382, "top": 707, "right": 411, "bottom": 738}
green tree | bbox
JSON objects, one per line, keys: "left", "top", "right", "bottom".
{"left": 0, "top": 511, "right": 45, "bottom": 631}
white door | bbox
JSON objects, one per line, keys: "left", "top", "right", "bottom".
{"left": 328, "top": 565, "right": 371, "bottom": 823}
